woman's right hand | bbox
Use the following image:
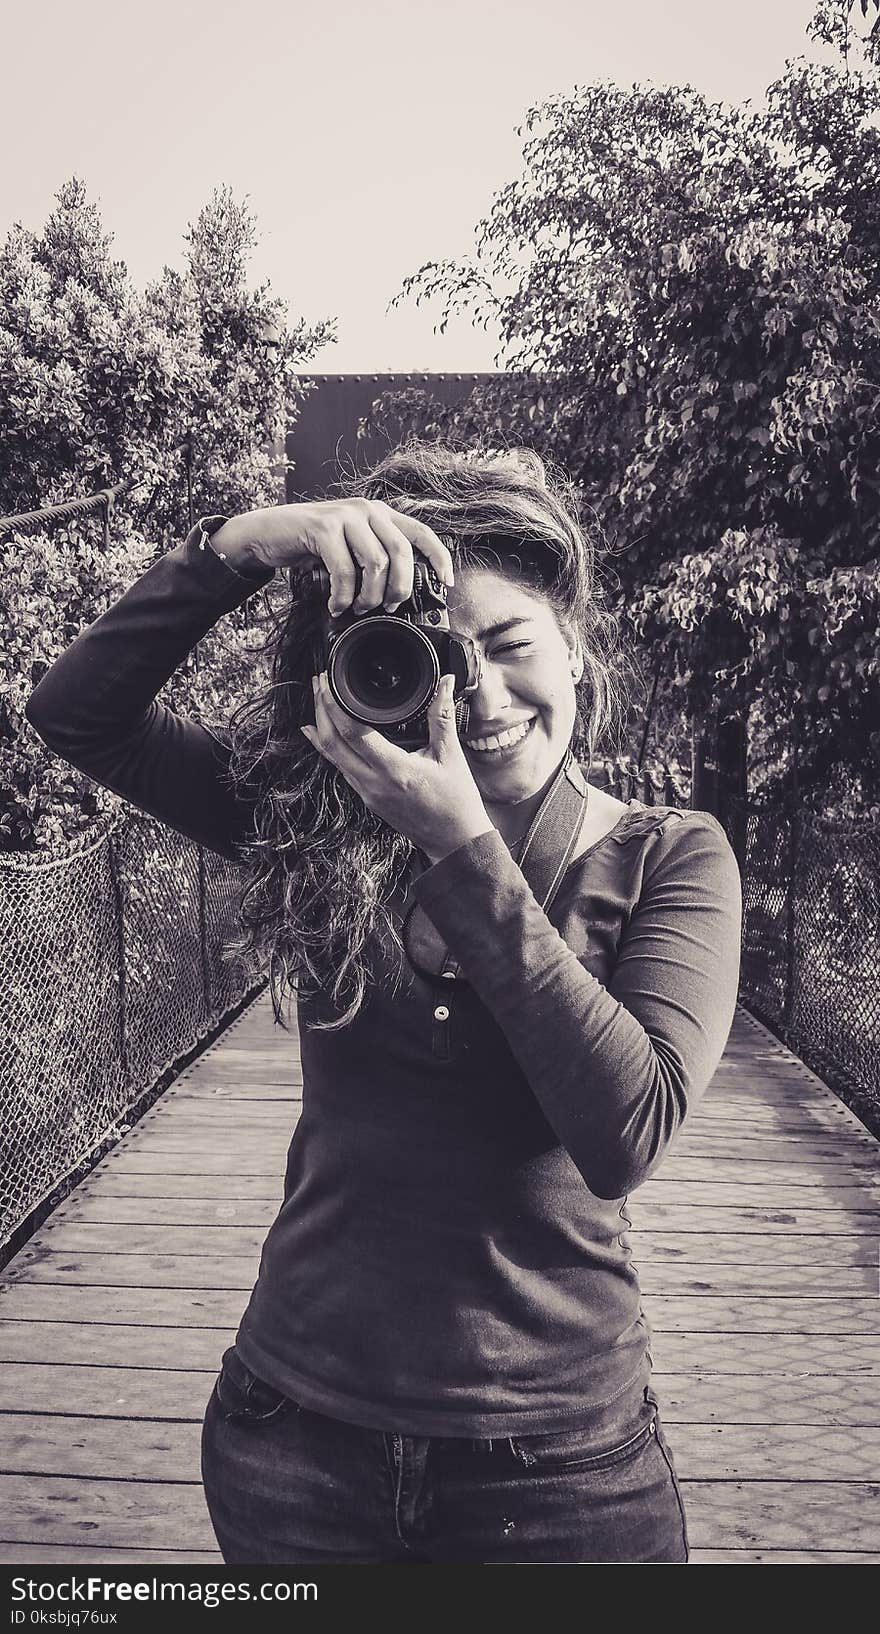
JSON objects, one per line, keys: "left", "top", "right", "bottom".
{"left": 210, "top": 500, "right": 455, "bottom": 615}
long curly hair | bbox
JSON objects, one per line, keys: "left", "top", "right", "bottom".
{"left": 222, "top": 441, "right": 630, "bottom": 1032}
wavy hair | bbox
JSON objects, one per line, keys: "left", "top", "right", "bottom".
{"left": 222, "top": 441, "right": 630, "bottom": 1032}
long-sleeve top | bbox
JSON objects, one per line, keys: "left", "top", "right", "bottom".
{"left": 25, "top": 523, "right": 743, "bottom": 1436}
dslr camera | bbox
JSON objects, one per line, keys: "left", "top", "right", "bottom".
{"left": 306, "top": 556, "right": 482, "bottom": 750}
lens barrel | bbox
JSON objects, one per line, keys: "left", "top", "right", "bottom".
{"left": 328, "top": 618, "right": 441, "bottom": 726}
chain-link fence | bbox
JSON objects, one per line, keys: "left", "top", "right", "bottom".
{"left": 740, "top": 806, "right": 880, "bottom": 1125}
{"left": 597, "top": 766, "right": 879, "bottom": 1125}
{"left": 0, "top": 808, "right": 262, "bottom": 1250}
{"left": 591, "top": 756, "right": 690, "bottom": 806}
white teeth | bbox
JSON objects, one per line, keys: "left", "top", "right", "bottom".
{"left": 466, "top": 719, "right": 534, "bottom": 753}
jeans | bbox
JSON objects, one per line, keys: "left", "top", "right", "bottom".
{"left": 201, "top": 1345, "right": 689, "bottom": 1564}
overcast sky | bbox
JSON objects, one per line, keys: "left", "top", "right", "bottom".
{"left": 2, "top": 0, "right": 823, "bottom": 371}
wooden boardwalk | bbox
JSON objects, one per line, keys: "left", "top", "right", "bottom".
{"left": 0, "top": 995, "right": 878, "bottom": 1565}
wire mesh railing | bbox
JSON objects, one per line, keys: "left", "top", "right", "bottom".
{"left": 0, "top": 808, "right": 262, "bottom": 1251}
{"left": 594, "top": 764, "right": 879, "bottom": 1124}
{"left": 591, "top": 755, "right": 690, "bottom": 807}
{"left": 739, "top": 806, "right": 880, "bottom": 1125}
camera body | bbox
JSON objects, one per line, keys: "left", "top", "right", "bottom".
{"left": 307, "top": 557, "right": 481, "bottom": 750}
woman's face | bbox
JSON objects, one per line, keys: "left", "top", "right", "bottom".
{"left": 446, "top": 565, "right": 583, "bottom": 808}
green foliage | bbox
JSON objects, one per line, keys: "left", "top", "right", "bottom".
{"left": 371, "top": 0, "right": 880, "bottom": 812}
{"left": 1, "top": 180, "right": 334, "bottom": 850}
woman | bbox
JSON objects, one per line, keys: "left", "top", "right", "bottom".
{"left": 25, "top": 443, "right": 742, "bottom": 1565}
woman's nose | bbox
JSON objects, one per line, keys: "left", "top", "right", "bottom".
{"left": 471, "top": 660, "right": 513, "bottom": 720}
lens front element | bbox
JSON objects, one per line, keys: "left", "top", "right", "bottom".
{"left": 328, "top": 618, "right": 441, "bottom": 726}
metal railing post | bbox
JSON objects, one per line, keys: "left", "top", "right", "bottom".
{"left": 198, "top": 844, "right": 210, "bottom": 1024}
{"left": 782, "top": 701, "right": 803, "bottom": 1045}
{"left": 107, "top": 826, "right": 129, "bottom": 1088}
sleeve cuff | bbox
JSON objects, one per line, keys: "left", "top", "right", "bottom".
{"left": 183, "top": 517, "right": 277, "bottom": 591}
{"left": 411, "top": 827, "right": 515, "bottom": 909}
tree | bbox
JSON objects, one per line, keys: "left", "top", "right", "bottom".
{"left": 368, "top": 0, "right": 880, "bottom": 817}
{"left": 0, "top": 180, "right": 335, "bottom": 849}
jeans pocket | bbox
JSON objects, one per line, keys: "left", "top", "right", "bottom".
{"left": 510, "top": 1404, "right": 658, "bottom": 1473}
{"left": 214, "top": 1345, "right": 290, "bottom": 1425}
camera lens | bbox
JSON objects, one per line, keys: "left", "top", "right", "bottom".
{"left": 329, "top": 619, "right": 440, "bottom": 725}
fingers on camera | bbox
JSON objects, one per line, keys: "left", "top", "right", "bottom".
{"left": 365, "top": 511, "right": 417, "bottom": 610}
{"left": 322, "top": 541, "right": 358, "bottom": 617}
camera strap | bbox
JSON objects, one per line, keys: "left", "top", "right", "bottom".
{"left": 403, "top": 748, "right": 590, "bottom": 986}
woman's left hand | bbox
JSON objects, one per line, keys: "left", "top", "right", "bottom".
{"left": 302, "top": 672, "right": 495, "bottom": 865}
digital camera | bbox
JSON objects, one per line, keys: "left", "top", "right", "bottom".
{"left": 306, "top": 557, "right": 482, "bottom": 750}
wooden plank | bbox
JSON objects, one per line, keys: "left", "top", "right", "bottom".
{"left": 122, "top": 1133, "right": 292, "bottom": 1157}
{"left": 196, "top": 1048, "right": 298, "bottom": 1064}
{"left": 669, "top": 1422, "right": 880, "bottom": 1480}
{"left": 30, "top": 1223, "right": 268, "bottom": 1257}
{"left": 0, "top": 1414, "right": 204, "bottom": 1480}
{"left": 76, "top": 1174, "right": 282, "bottom": 1200}
{"left": 653, "top": 1371, "right": 879, "bottom": 1425}
{"left": 35, "top": 1223, "right": 874, "bottom": 1278}
{"left": 44, "top": 1211, "right": 875, "bottom": 1263}
{"left": 127, "top": 1130, "right": 879, "bottom": 1186}
{"left": 20, "top": 1248, "right": 871, "bottom": 1300}
{"left": 637, "top": 1264, "right": 876, "bottom": 1296}
{"left": 7, "top": 1253, "right": 258, "bottom": 1290}
{"left": 50, "top": 1197, "right": 278, "bottom": 1229}
{"left": 689, "top": 1112, "right": 870, "bottom": 1137}
{"left": 178, "top": 1048, "right": 299, "bottom": 1068}
{"left": 177, "top": 1064, "right": 302, "bottom": 1085}
{"left": 0, "top": 1364, "right": 213, "bottom": 1420}
{"left": 680, "top": 1481, "right": 878, "bottom": 1552}
{"left": 661, "top": 1146, "right": 879, "bottom": 1174}
{"left": 0, "top": 1322, "right": 233, "bottom": 1369}
{"left": 199, "top": 1040, "right": 295, "bottom": 1058}
{"left": 93, "top": 1146, "right": 880, "bottom": 1188}
{"left": 10, "top": 1281, "right": 872, "bottom": 1339}
{"left": 669, "top": 1137, "right": 880, "bottom": 1163}
{"left": 637, "top": 1181, "right": 875, "bottom": 1206}
{"left": 690, "top": 1086, "right": 863, "bottom": 1107}
{"left": 688, "top": 1550, "right": 880, "bottom": 1564}
{"left": 0, "top": 1545, "right": 222, "bottom": 1564}
{"left": 642, "top": 1296, "right": 879, "bottom": 1334}
{"left": 56, "top": 1189, "right": 880, "bottom": 1228}
{"left": 0, "top": 1285, "right": 246, "bottom": 1328}
{"left": 148, "top": 1101, "right": 292, "bottom": 1124}
{"left": 92, "top": 1151, "right": 285, "bottom": 1176}
{"left": 648, "top": 1331, "right": 880, "bottom": 1375}
{"left": 0, "top": 1328, "right": 876, "bottom": 1381}
{"left": 625, "top": 1202, "right": 879, "bottom": 1233}
{"left": 141, "top": 1118, "right": 293, "bottom": 1138}
{"left": 0, "top": 1475, "right": 217, "bottom": 1550}
{"left": 169, "top": 1083, "right": 299, "bottom": 1101}
{"left": 633, "top": 1234, "right": 875, "bottom": 1264}
{"left": 60, "top": 1187, "right": 879, "bottom": 1229}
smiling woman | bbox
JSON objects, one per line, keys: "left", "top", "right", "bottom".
{"left": 221, "top": 444, "right": 629, "bottom": 1024}
{"left": 24, "top": 441, "right": 742, "bottom": 1565}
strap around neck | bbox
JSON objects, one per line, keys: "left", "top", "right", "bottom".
{"left": 514, "top": 748, "right": 590, "bottom": 911}
{"left": 402, "top": 747, "right": 590, "bottom": 987}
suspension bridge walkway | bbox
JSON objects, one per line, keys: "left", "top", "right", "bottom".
{"left": 0, "top": 995, "right": 878, "bottom": 1565}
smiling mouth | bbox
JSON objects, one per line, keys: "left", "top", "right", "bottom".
{"left": 464, "top": 718, "right": 536, "bottom": 755}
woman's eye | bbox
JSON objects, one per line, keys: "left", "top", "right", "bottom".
{"left": 493, "top": 642, "right": 533, "bottom": 657}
